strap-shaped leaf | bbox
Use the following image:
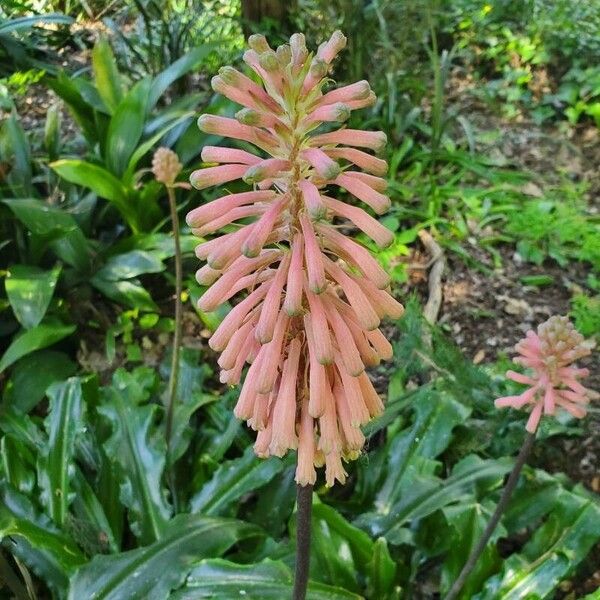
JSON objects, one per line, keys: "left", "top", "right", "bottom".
{"left": 67, "top": 515, "right": 260, "bottom": 600}
{"left": 172, "top": 558, "right": 362, "bottom": 599}
{"left": 98, "top": 382, "right": 171, "bottom": 543}
{"left": 37, "top": 378, "right": 84, "bottom": 526}
{"left": 190, "top": 446, "right": 283, "bottom": 516}
{"left": 91, "top": 37, "right": 123, "bottom": 114}
{"left": 0, "top": 485, "right": 85, "bottom": 595}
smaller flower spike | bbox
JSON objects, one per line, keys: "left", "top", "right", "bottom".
{"left": 495, "top": 316, "right": 597, "bottom": 432}
{"left": 188, "top": 31, "right": 403, "bottom": 486}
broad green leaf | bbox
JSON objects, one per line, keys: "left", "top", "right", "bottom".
{"left": 357, "top": 456, "right": 512, "bottom": 541}
{"left": 95, "top": 250, "right": 164, "bottom": 281}
{"left": 71, "top": 468, "right": 119, "bottom": 554}
{"left": 168, "top": 349, "right": 214, "bottom": 461}
{"left": 173, "top": 559, "right": 362, "bottom": 599}
{"left": 0, "top": 485, "right": 86, "bottom": 594}
{"left": 68, "top": 515, "right": 260, "bottom": 600}
{"left": 99, "top": 379, "right": 171, "bottom": 543}
{"left": 0, "top": 321, "right": 76, "bottom": 373}
{"left": 375, "top": 389, "right": 471, "bottom": 510}
{"left": 1, "top": 198, "right": 78, "bottom": 236}
{"left": 5, "top": 264, "right": 61, "bottom": 329}
{"left": 440, "top": 502, "right": 502, "bottom": 599}
{"left": 475, "top": 490, "right": 600, "bottom": 600}
{"left": 37, "top": 379, "right": 84, "bottom": 526}
{"left": 91, "top": 277, "right": 158, "bottom": 311}
{"left": 92, "top": 37, "right": 123, "bottom": 113}
{"left": 148, "top": 45, "right": 215, "bottom": 110}
{"left": 0, "top": 408, "right": 45, "bottom": 450}
{"left": 50, "top": 159, "right": 126, "bottom": 205}
{"left": 44, "top": 103, "right": 61, "bottom": 160}
{"left": 299, "top": 497, "right": 359, "bottom": 591}
{"left": 2, "top": 350, "right": 75, "bottom": 414}
{"left": 106, "top": 78, "right": 151, "bottom": 176}
{"left": 190, "top": 446, "right": 283, "bottom": 516}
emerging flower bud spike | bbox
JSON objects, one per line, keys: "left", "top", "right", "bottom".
{"left": 187, "top": 31, "right": 404, "bottom": 484}
{"left": 495, "top": 316, "right": 597, "bottom": 433}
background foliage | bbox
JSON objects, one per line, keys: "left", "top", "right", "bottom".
{"left": 0, "top": 1, "right": 598, "bottom": 598}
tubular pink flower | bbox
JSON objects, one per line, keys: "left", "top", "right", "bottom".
{"left": 495, "top": 316, "right": 597, "bottom": 433}
{"left": 301, "top": 148, "right": 341, "bottom": 180}
{"left": 188, "top": 32, "right": 403, "bottom": 485}
{"left": 190, "top": 163, "right": 249, "bottom": 190}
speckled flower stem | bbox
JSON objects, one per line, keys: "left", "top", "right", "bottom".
{"left": 293, "top": 484, "right": 314, "bottom": 600}
{"left": 445, "top": 431, "right": 536, "bottom": 600}
{"left": 165, "top": 185, "right": 183, "bottom": 508}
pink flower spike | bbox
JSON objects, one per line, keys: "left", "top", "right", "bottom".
{"left": 190, "top": 163, "right": 248, "bottom": 191}
{"left": 186, "top": 190, "right": 276, "bottom": 229}
{"left": 218, "top": 317, "right": 257, "bottom": 371}
{"left": 207, "top": 282, "right": 268, "bottom": 351}
{"left": 305, "top": 292, "right": 334, "bottom": 365}
{"left": 344, "top": 171, "right": 388, "bottom": 193}
{"left": 301, "top": 148, "right": 341, "bottom": 180}
{"left": 300, "top": 214, "right": 327, "bottom": 294}
{"left": 255, "top": 254, "right": 290, "bottom": 344}
{"left": 241, "top": 197, "right": 286, "bottom": 258}
{"left": 495, "top": 316, "right": 595, "bottom": 433}
{"left": 305, "top": 102, "right": 350, "bottom": 125}
{"left": 255, "top": 311, "right": 289, "bottom": 394}
{"left": 283, "top": 233, "right": 304, "bottom": 316}
{"left": 325, "top": 147, "right": 388, "bottom": 176}
{"left": 311, "top": 129, "right": 387, "bottom": 153}
{"left": 193, "top": 205, "right": 264, "bottom": 237}
{"left": 314, "top": 81, "right": 371, "bottom": 108}
{"left": 334, "top": 173, "right": 391, "bottom": 215}
{"left": 298, "top": 179, "right": 326, "bottom": 219}
{"left": 322, "top": 196, "right": 393, "bottom": 248}
{"left": 217, "top": 66, "right": 282, "bottom": 113}
{"left": 317, "top": 30, "right": 347, "bottom": 64}
{"left": 296, "top": 397, "right": 317, "bottom": 485}
{"left": 201, "top": 146, "right": 261, "bottom": 165}
{"left": 197, "top": 114, "right": 277, "bottom": 153}
{"left": 269, "top": 337, "right": 302, "bottom": 456}
{"left": 325, "top": 305, "right": 365, "bottom": 376}
{"left": 305, "top": 314, "right": 326, "bottom": 417}
{"left": 243, "top": 159, "right": 290, "bottom": 185}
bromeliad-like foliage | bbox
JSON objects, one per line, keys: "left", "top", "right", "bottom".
{"left": 187, "top": 31, "right": 403, "bottom": 486}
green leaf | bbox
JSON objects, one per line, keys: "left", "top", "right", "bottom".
{"left": 96, "top": 250, "right": 164, "bottom": 281}
{"left": 92, "top": 37, "right": 123, "bottom": 114}
{"left": 190, "top": 446, "right": 283, "bottom": 515}
{"left": 91, "top": 277, "right": 158, "bottom": 311}
{"left": 1, "top": 435, "right": 36, "bottom": 494}
{"left": 50, "top": 159, "right": 126, "bottom": 205}
{"left": 1, "top": 350, "right": 76, "bottom": 414}
{"left": 0, "top": 485, "right": 86, "bottom": 594}
{"left": 148, "top": 45, "right": 215, "bottom": 110}
{"left": 106, "top": 78, "right": 151, "bottom": 176}
{"left": 0, "top": 321, "right": 76, "bottom": 373}
{"left": 476, "top": 489, "right": 600, "bottom": 600}
{"left": 0, "top": 13, "right": 73, "bottom": 34}
{"left": 68, "top": 515, "right": 260, "bottom": 600}
{"left": 37, "top": 378, "right": 84, "bottom": 526}
{"left": 367, "top": 538, "right": 397, "bottom": 599}
{"left": 357, "top": 456, "right": 512, "bottom": 541}
{"left": 440, "top": 502, "right": 501, "bottom": 599}
{"left": 172, "top": 558, "right": 362, "bottom": 599}
{"left": 1, "top": 198, "right": 79, "bottom": 236}
{"left": 99, "top": 376, "right": 171, "bottom": 543}
{"left": 5, "top": 264, "right": 62, "bottom": 329}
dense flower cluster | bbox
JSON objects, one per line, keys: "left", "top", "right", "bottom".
{"left": 152, "top": 147, "right": 183, "bottom": 186}
{"left": 495, "top": 316, "right": 597, "bottom": 432}
{"left": 187, "top": 31, "right": 403, "bottom": 486}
